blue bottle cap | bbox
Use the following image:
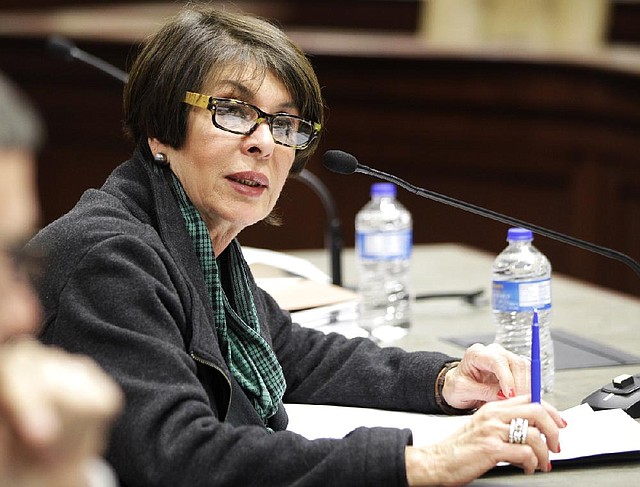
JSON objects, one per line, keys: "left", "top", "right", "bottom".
{"left": 507, "top": 227, "right": 533, "bottom": 241}
{"left": 371, "top": 182, "right": 396, "bottom": 197}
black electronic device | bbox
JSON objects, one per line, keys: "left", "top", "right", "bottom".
{"left": 582, "top": 374, "right": 640, "bottom": 418}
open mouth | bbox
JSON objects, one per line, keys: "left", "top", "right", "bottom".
{"left": 229, "top": 177, "right": 264, "bottom": 188}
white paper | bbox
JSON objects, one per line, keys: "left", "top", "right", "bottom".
{"left": 550, "top": 403, "right": 640, "bottom": 461}
{"left": 284, "top": 404, "right": 470, "bottom": 446}
{"left": 284, "top": 403, "right": 640, "bottom": 463}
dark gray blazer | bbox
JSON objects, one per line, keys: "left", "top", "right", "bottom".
{"left": 30, "top": 146, "right": 455, "bottom": 487}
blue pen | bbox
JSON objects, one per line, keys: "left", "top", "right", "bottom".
{"left": 531, "top": 310, "right": 542, "bottom": 403}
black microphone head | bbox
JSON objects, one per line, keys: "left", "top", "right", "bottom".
{"left": 47, "top": 35, "right": 77, "bottom": 61}
{"left": 323, "top": 150, "right": 359, "bottom": 175}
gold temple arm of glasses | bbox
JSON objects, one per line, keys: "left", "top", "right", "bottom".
{"left": 184, "top": 91, "right": 211, "bottom": 109}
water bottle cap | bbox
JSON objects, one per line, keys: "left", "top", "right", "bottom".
{"left": 507, "top": 227, "right": 533, "bottom": 241}
{"left": 371, "top": 182, "right": 396, "bottom": 197}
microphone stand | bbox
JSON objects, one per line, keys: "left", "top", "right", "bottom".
{"left": 295, "top": 170, "right": 343, "bottom": 286}
{"left": 47, "top": 35, "right": 129, "bottom": 83}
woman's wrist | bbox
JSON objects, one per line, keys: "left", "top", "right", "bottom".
{"left": 434, "top": 361, "right": 471, "bottom": 415}
{"left": 405, "top": 446, "right": 432, "bottom": 486}
{"left": 406, "top": 444, "right": 451, "bottom": 486}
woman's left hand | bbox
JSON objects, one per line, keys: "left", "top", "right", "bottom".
{"left": 442, "top": 343, "right": 530, "bottom": 410}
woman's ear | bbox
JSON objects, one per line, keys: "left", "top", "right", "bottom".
{"left": 148, "top": 137, "right": 170, "bottom": 167}
{"left": 148, "top": 137, "right": 161, "bottom": 155}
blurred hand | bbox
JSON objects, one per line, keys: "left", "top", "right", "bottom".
{"left": 406, "top": 396, "right": 566, "bottom": 486}
{"left": 442, "top": 343, "right": 530, "bottom": 410}
{"left": 0, "top": 338, "right": 122, "bottom": 487}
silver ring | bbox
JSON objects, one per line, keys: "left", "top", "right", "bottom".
{"left": 508, "top": 418, "right": 529, "bottom": 444}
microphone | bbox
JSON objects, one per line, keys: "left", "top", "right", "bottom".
{"left": 46, "top": 35, "right": 129, "bottom": 84}
{"left": 323, "top": 150, "right": 640, "bottom": 283}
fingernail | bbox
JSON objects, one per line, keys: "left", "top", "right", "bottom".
{"left": 509, "top": 388, "right": 516, "bottom": 398}
{"left": 557, "top": 443, "right": 561, "bottom": 453}
{"left": 547, "top": 461, "right": 552, "bottom": 472}
{"left": 497, "top": 390, "right": 507, "bottom": 399}
{"left": 562, "top": 418, "right": 568, "bottom": 427}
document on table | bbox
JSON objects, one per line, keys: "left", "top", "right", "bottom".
{"left": 284, "top": 403, "right": 640, "bottom": 465}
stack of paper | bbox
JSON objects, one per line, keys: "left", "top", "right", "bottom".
{"left": 245, "top": 247, "right": 358, "bottom": 311}
{"left": 244, "top": 247, "right": 361, "bottom": 332}
{"left": 256, "top": 277, "right": 358, "bottom": 313}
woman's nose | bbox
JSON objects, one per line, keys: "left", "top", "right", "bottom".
{"left": 244, "top": 121, "right": 276, "bottom": 157}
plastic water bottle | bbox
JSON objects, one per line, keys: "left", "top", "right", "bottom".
{"left": 355, "top": 182, "right": 412, "bottom": 342}
{"left": 492, "top": 227, "right": 554, "bottom": 393}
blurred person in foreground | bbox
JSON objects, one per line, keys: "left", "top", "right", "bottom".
{"left": 0, "top": 71, "right": 122, "bottom": 486}
{"left": 29, "top": 6, "right": 565, "bottom": 486}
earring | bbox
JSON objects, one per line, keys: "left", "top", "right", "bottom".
{"left": 154, "top": 152, "right": 169, "bottom": 166}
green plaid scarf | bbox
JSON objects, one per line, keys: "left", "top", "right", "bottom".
{"left": 170, "top": 174, "right": 285, "bottom": 425}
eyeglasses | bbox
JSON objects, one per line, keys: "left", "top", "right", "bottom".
{"left": 184, "top": 91, "right": 321, "bottom": 150}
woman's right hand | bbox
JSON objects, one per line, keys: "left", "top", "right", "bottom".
{"left": 405, "top": 396, "right": 566, "bottom": 486}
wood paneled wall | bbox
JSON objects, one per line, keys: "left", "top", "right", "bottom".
{"left": 0, "top": 2, "right": 639, "bottom": 296}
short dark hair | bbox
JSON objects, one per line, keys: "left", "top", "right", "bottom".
{"left": 124, "top": 6, "right": 324, "bottom": 174}
{"left": 0, "top": 71, "right": 44, "bottom": 151}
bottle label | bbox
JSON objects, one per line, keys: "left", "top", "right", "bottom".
{"left": 492, "top": 278, "right": 552, "bottom": 312}
{"left": 356, "top": 230, "right": 412, "bottom": 260}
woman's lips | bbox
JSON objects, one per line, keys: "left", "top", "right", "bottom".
{"left": 226, "top": 171, "right": 269, "bottom": 196}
